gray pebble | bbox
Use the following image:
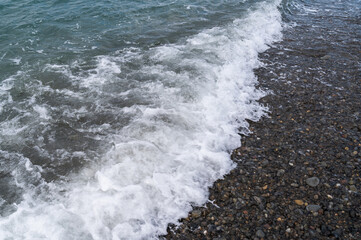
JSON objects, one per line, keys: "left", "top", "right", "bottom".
{"left": 253, "top": 196, "right": 262, "bottom": 205}
{"left": 261, "top": 160, "right": 269, "bottom": 166}
{"left": 277, "top": 169, "right": 285, "bottom": 176}
{"left": 306, "top": 177, "right": 320, "bottom": 187}
{"left": 256, "top": 229, "right": 265, "bottom": 238}
{"left": 321, "top": 55, "right": 331, "bottom": 60}
{"left": 349, "top": 185, "right": 357, "bottom": 192}
{"left": 320, "top": 162, "right": 327, "bottom": 167}
{"left": 306, "top": 204, "right": 321, "bottom": 212}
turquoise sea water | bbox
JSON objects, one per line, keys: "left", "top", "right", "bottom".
{"left": 0, "top": 0, "right": 266, "bottom": 80}
{"left": 0, "top": 0, "right": 359, "bottom": 239}
{"left": 0, "top": 0, "right": 269, "bottom": 174}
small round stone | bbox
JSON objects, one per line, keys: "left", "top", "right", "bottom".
{"left": 306, "top": 177, "right": 320, "bottom": 187}
{"left": 256, "top": 230, "right": 265, "bottom": 238}
{"left": 306, "top": 205, "right": 321, "bottom": 212}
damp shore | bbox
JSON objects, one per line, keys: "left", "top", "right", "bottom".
{"left": 163, "top": 1, "right": 361, "bottom": 239}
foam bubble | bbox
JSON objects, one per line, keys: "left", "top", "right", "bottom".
{"left": 33, "top": 105, "right": 51, "bottom": 120}
{"left": 10, "top": 58, "right": 22, "bottom": 65}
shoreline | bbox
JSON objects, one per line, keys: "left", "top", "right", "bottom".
{"left": 163, "top": 0, "right": 361, "bottom": 239}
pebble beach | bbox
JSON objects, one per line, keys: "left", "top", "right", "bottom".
{"left": 164, "top": 0, "right": 361, "bottom": 239}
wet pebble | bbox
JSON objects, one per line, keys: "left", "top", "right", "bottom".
{"left": 256, "top": 230, "right": 265, "bottom": 238}
{"left": 191, "top": 210, "right": 202, "bottom": 218}
{"left": 277, "top": 169, "right": 285, "bottom": 176}
{"left": 306, "top": 177, "right": 320, "bottom": 187}
{"left": 306, "top": 205, "right": 321, "bottom": 212}
{"left": 349, "top": 185, "right": 357, "bottom": 192}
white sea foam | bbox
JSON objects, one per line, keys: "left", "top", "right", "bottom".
{"left": 0, "top": 0, "right": 283, "bottom": 239}
{"left": 10, "top": 58, "right": 22, "bottom": 65}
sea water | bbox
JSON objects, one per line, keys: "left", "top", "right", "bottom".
{"left": 0, "top": 0, "right": 285, "bottom": 239}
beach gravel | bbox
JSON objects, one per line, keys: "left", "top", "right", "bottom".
{"left": 162, "top": 2, "right": 360, "bottom": 239}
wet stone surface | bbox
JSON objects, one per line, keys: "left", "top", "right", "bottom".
{"left": 162, "top": 0, "right": 360, "bottom": 239}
